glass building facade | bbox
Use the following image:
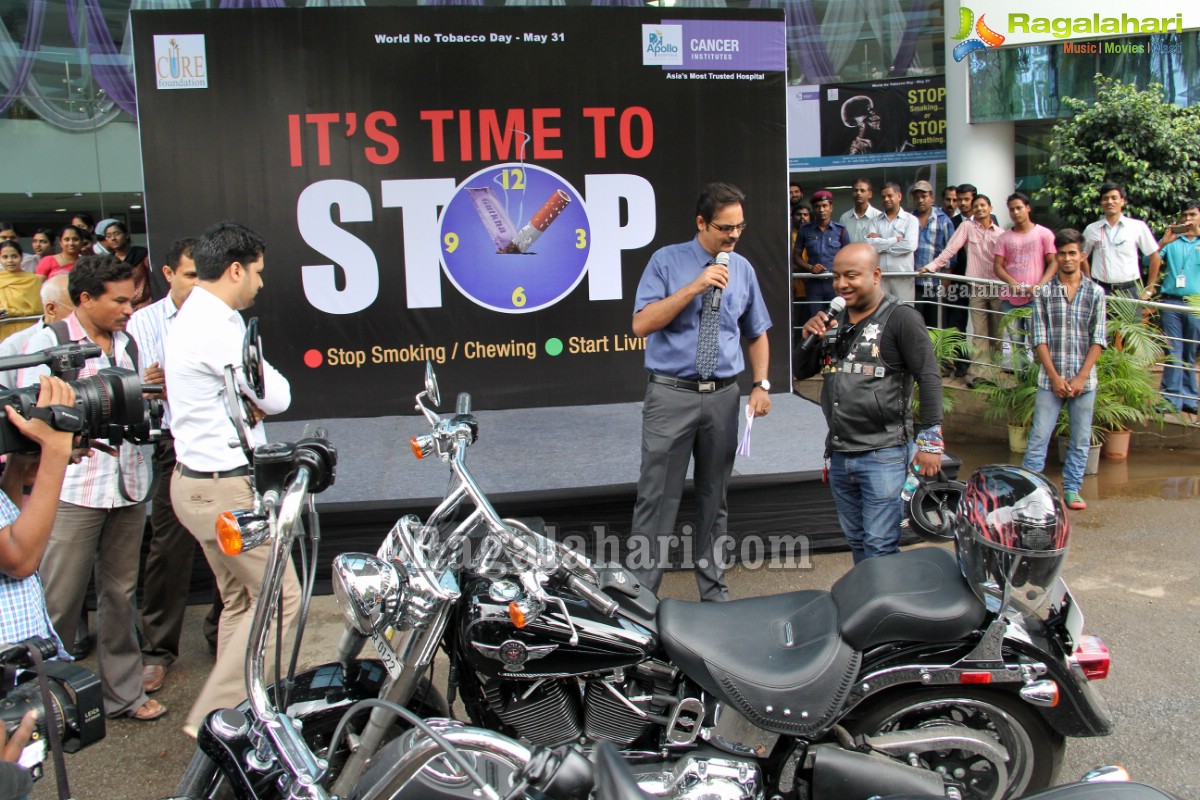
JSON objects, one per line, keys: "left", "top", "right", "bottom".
{"left": 2, "top": 0, "right": 1198, "bottom": 244}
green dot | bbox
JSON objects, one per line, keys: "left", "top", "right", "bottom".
{"left": 545, "top": 337, "right": 563, "bottom": 356}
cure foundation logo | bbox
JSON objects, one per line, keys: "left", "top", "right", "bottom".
{"left": 153, "top": 34, "right": 208, "bottom": 90}
{"left": 642, "top": 25, "right": 683, "bottom": 66}
{"left": 951, "top": 8, "right": 1005, "bottom": 61}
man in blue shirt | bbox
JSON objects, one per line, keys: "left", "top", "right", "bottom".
{"left": 630, "top": 183, "right": 772, "bottom": 600}
{"left": 1152, "top": 201, "right": 1200, "bottom": 414}
{"left": 794, "top": 190, "right": 849, "bottom": 323}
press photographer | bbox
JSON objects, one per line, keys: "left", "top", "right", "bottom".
{"left": 14, "top": 255, "right": 165, "bottom": 722}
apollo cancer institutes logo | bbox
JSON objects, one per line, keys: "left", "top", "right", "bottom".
{"left": 951, "top": 8, "right": 1005, "bottom": 61}
{"left": 642, "top": 25, "right": 683, "bottom": 66}
{"left": 153, "top": 35, "right": 208, "bottom": 89}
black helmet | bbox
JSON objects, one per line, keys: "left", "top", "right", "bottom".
{"left": 954, "top": 465, "right": 1070, "bottom": 614}
{"left": 902, "top": 475, "right": 966, "bottom": 542}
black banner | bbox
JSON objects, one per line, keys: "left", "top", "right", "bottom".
{"left": 131, "top": 8, "right": 788, "bottom": 418}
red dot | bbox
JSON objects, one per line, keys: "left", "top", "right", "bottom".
{"left": 303, "top": 349, "right": 323, "bottom": 368}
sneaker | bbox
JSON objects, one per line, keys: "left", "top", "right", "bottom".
{"left": 1064, "top": 491, "right": 1087, "bottom": 510}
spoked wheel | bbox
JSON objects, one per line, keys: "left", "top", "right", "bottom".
{"left": 845, "top": 688, "right": 1064, "bottom": 800}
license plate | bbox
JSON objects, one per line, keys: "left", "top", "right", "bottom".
{"left": 1050, "top": 578, "right": 1085, "bottom": 646}
{"left": 371, "top": 629, "right": 404, "bottom": 681}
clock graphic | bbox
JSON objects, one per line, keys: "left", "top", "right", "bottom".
{"left": 438, "top": 163, "right": 591, "bottom": 313}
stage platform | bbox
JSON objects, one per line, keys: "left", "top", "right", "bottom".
{"left": 254, "top": 392, "right": 847, "bottom": 588}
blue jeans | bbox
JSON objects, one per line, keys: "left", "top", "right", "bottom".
{"left": 1022, "top": 388, "right": 1095, "bottom": 493}
{"left": 1159, "top": 298, "right": 1199, "bottom": 411}
{"left": 829, "top": 444, "right": 911, "bottom": 563}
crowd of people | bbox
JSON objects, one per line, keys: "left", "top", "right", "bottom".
{"left": 0, "top": 219, "right": 288, "bottom": 746}
{"left": 0, "top": 176, "right": 1196, "bottom": 785}
{"left": 792, "top": 176, "right": 1200, "bottom": 515}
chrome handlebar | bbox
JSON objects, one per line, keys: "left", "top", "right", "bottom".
{"left": 243, "top": 465, "right": 330, "bottom": 800}
{"left": 413, "top": 389, "right": 616, "bottom": 620}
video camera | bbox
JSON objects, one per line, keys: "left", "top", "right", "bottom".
{"left": 0, "top": 637, "right": 104, "bottom": 781}
{"left": 0, "top": 344, "right": 165, "bottom": 455}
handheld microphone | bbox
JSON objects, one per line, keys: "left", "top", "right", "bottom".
{"left": 798, "top": 296, "right": 846, "bottom": 354}
{"left": 711, "top": 252, "right": 730, "bottom": 310}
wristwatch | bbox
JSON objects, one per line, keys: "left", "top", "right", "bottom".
{"left": 752, "top": 379, "right": 771, "bottom": 391}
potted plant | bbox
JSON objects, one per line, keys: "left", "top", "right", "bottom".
{"left": 919, "top": 326, "right": 970, "bottom": 417}
{"left": 972, "top": 308, "right": 1039, "bottom": 453}
{"left": 1094, "top": 293, "right": 1167, "bottom": 460}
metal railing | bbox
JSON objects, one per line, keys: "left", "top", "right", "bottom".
{"left": 792, "top": 270, "right": 1200, "bottom": 412}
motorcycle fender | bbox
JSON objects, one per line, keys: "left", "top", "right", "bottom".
{"left": 195, "top": 721, "right": 258, "bottom": 800}
{"left": 1007, "top": 634, "right": 1113, "bottom": 739}
{"left": 854, "top": 637, "right": 1111, "bottom": 740}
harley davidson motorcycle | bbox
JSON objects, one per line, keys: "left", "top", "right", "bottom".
{"left": 178, "top": 363, "right": 1114, "bottom": 800}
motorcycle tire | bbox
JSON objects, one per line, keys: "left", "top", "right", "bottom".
{"left": 174, "top": 747, "right": 230, "bottom": 800}
{"left": 843, "top": 687, "right": 1065, "bottom": 800}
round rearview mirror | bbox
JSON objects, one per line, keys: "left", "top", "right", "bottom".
{"left": 424, "top": 360, "right": 441, "bottom": 407}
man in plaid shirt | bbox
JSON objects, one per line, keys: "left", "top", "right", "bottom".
{"left": 1021, "top": 229, "right": 1107, "bottom": 511}
{"left": 17, "top": 256, "right": 161, "bottom": 721}
{"left": 909, "top": 180, "right": 953, "bottom": 328}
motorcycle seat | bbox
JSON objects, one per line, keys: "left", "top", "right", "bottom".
{"left": 830, "top": 546, "right": 986, "bottom": 652}
{"left": 657, "top": 590, "right": 859, "bottom": 737}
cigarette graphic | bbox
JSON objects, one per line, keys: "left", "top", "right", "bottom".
{"left": 505, "top": 189, "right": 572, "bottom": 254}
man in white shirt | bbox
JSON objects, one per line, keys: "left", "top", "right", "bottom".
{"left": 0, "top": 275, "right": 73, "bottom": 389}
{"left": 127, "top": 238, "right": 199, "bottom": 696}
{"left": 165, "top": 222, "right": 298, "bottom": 737}
{"left": 839, "top": 178, "right": 883, "bottom": 243}
{"left": 865, "top": 182, "right": 919, "bottom": 303}
{"left": 1082, "top": 181, "right": 1161, "bottom": 297}
{"left": 17, "top": 256, "right": 159, "bottom": 721}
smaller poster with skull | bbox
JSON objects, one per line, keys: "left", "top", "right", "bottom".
{"left": 815, "top": 75, "right": 946, "bottom": 168}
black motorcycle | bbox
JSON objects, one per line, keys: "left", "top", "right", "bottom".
{"left": 179, "top": 363, "right": 1114, "bottom": 800}
{"left": 321, "top": 365, "right": 1113, "bottom": 800}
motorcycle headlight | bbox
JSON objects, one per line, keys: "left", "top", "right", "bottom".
{"left": 331, "top": 553, "right": 404, "bottom": 635}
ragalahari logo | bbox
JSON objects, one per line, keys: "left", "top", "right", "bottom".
{"left": 952, "top": 8, "right": 1006, "bottom": 61}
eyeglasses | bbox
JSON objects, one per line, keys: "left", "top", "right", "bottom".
{"left": 708, "top": 222, "right": 748, "bottom": 234}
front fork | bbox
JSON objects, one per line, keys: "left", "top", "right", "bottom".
{"left": 329, "top": 597, "right": 458, "bottom": 796}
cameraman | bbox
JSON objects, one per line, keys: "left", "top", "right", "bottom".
{"left": 16, "top": 256, "right": 161, "bottom": 722}
{"left": 0, "top": 377, "right": 76, "bottom": 650}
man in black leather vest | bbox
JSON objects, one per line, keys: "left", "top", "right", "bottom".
{"left": 794, "top": 243, "right": 944, "bottom": 562}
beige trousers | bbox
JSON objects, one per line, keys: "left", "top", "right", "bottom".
{"left": 171, "top": 471, "right": 301, "bottom": 732}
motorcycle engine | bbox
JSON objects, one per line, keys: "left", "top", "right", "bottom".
{"left": 627, "top": 753, "right": 763, "bottom": 800}
{"left": 481, "top": 668, "right": 668, "bottom": 746}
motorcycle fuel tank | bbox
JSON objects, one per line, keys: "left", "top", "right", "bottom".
{"left": 458, "top": 576, "right": 658, "bottom": 679}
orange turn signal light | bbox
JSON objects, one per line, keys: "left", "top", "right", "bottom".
{"left": 410, "top": 437, "right": 425, "bottom": 459}
{"left": 508, "top": 601, "right": 528, "bottom": 628}
{"left": 216, "top": 511, "right": 244, "bottom": 556}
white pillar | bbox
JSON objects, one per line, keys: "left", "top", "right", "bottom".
{"left": 944, "top": 0, "right": 1015, "bottom": 226}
